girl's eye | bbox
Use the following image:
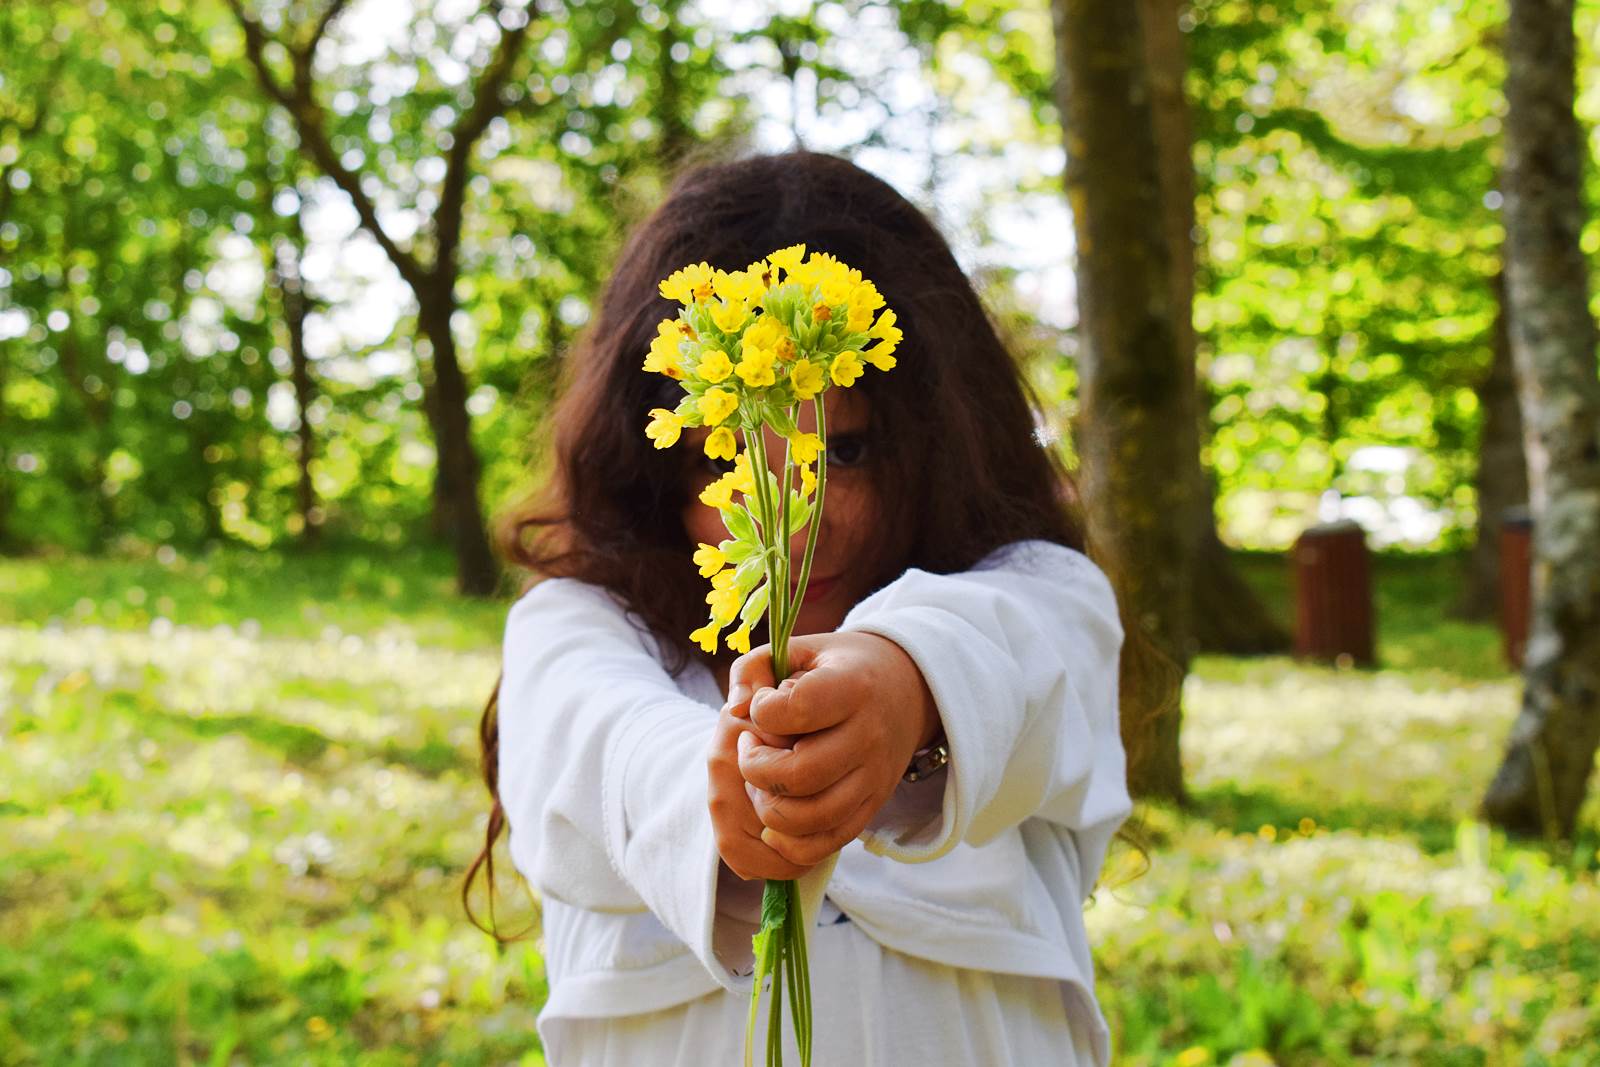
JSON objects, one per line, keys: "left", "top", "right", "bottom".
{"left": 825, "top": 435, "right": 868, "bottom": 468}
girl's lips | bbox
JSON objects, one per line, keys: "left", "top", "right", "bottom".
{"left": 791, "top": 574, "right": 839, "bottom": 600}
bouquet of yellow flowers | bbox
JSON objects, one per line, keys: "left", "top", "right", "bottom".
{"left": 642, "top": 244, "right": 900, "bottom": 1065}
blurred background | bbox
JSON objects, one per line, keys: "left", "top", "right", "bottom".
{"left": 2, "top": 0, "right": 1597, "bottom": 1064}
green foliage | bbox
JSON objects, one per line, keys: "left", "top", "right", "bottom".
{"left": 3, "top": 548, "right": 1595, "bottom": 1063}
{"left": 1090, "top": 550, "right": 1599, "bottom": 1065}
{"left": 0, "top": 546, "right": 546, "bottom": 1065}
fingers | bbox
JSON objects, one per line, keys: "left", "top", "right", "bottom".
{"left": 747, "top": 670, "right": 854, "bottom": 735}
{"left": 725, "top": 645, "right": 776, "bottom": 715}
{"left": 738, "top": 721, "right": 856, "bottom": 798}
{"left": 727, "top": 632, "right": 829, "bottom": 715}
{"left": 758, "top": 794, "right": 878, "bottom": 868}
{"left": 744, "top": 765, "right": 871, "bottom": 837}
{"left": 707, "top": 709, "right": 814, "bottom": 881}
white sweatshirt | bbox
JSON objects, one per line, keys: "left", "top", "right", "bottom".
{"left": 497, "top": 538, "right": 1131, "bottom": 1065}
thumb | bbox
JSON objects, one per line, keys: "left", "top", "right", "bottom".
{"left": 726, "top": 633, "right": 829, "bottom": 714}
{"left": 726, "top": 643, "right": 775, "bottom": 714}
{"left": 774, "top": 632, "right": 829, "bottom": 677}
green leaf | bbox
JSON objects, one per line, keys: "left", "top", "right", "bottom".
{"left": 785, "top": 493, "right": 811, "bottom": 537}
{"left": 721, "top": 504, "right": 757, "bottom": 543}
{"left": 759, "top": 878, "right": 790, "bottom": 932}
{"left": 740, "top": 582, "right": 770, "bottom": 627}
{"left": 733, "top": 551, "right": 766, "bottom": 593}
{"left": 720, "top": 538, "right": 757, "bottom": 563}
{"left": 673, "top": 393, "right": 702, "bottom": 423}
{"left": 763, "top": 400, "right": 798, "bottom": 439}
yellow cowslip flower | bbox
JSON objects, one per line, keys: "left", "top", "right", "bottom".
{"left": 705, "top": 426, "right": 736, "bottom": 460}
{"left": 820, "top": 272, "right": 852, "bottom": 307}
{"left": 697, "top": 348, "right": 734, "bottom": 383}
{"left": 714, "top": 267, "right": 765, "bottom": 304}
{"left": 708, "top": 584, "right": 742, "bottom": 625}
{"left": 830, "top": 350, "right": 864, "bottom": 387}
{"left": 743, "top": 313, "right": 787, "bottom": 353}
{"left": 698, "top": 388, "right": 738, "bottom": 425}
{"left": 644, "top": 319, "right": 685, "bottom": 379}
{"left": 711, "top": 297, "right": 751, "bottom": 333}
{"left": 747, "top": 257, "right": 777, "bottom": 290}
{"left": 769, "top": 243, "right": 806, "bottom": 276}
{"left": 711, "top": 566, "right": 739, "bottom": 590}
{"left": 870, "top": 307, "right": 901, "bottom": 342}
{"left": 846, "top": 282, "right": 884, "bottom": 332}
{"left": 661, "top": 261, "right": 716, "bottom": 304}
{"left": 694, "top": 542, "right": 727, "bottom": 577}
{"left": 727, "top": 622, "right": 753, "bottom": 655}
{"left": 791, "top": 250, "right": 841, "bottom": 289}
{"left": 788, "top": 431, "right": 822, "bottom": 465}
{"left": 699, "top": 475, "right": 736, "bottom": 510}
{"left": 789, "top": 358, "right": 824, "bottom": 400}
{"left": 730, "top": 450, "right": 758, "bottom": 496}
{"left": 798, "top": 460, "right": 816, "bottom": 494}
{"left": 735, "top": 345, "right": 777, "bottom": 388}
{"left": 646, "top": 408, "right": 683, "bottom": 449}
{"left": 862, "top": 343, "right": 897, "bottom": 372}
{"left": 690, "top": 620, "right": 720, "bottom": 653}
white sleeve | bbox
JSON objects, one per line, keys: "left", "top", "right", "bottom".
{"left": 496, "top": 577, "right": 836, "bottom": 992}
{"left": 837, "top": 539, "right": 1131, "bottom": 891}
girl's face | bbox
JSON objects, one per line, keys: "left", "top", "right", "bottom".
{"left": 680, "top": 387, "right": 879, "bottom": 637}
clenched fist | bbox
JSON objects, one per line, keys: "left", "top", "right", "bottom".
{"left": 709, "top": 630, "right": 940, "bottom": 872}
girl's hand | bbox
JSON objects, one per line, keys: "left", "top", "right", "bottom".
{"left": 707, "top": 695, "right": 819, "bottom": 882}
{"left": 728, "top": 632, "right": 941, "bottom": 868}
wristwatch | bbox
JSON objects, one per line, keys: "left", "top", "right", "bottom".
{"left": 903, "top": 734, "right": 950, "bottom": 783}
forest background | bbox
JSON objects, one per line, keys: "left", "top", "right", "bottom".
{"left": 4, "top": 0, "right": 1599, "bottom": 1064}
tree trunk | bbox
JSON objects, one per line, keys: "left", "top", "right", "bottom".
{"left": 1455, "top": 268, "right": 1528, "bottom": 620}
{"left": 1053, "top": 0, "right": 1196, "bottom": 803}
{"left": 0, "top": 344, "right": 12, "bottom": 553}
{"left": 273, "top": 227, "right": 322, "bottom": 546}
{"left": 418, "top": 293, "right": 500, "bottom": 597}
{"left": 654, "top": 0, "right": 694, "bottom": 173}
{"left": 1481, "top": 0, "right": 1600, "bottom": 840}
{"left": 56, "top": 327, "right": 114, "bottom": 553}
{"left": 1139, "top": 0, "right": 1290, "bottom": 655}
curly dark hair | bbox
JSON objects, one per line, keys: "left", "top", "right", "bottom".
{"left": 461, "top": 148, "right": 1162, "bottom": 943}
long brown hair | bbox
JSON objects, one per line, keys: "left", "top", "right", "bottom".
{"left": 462, "top": 148, "right": 1163, "bottom": 942}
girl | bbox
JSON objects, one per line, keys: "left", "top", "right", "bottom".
{"left": 466, "top": 149, "right": 1157, "bottom": 1066}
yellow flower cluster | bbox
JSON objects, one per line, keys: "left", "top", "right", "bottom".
{"left": 643, "top": 244, "right": 899, "bottom": 653}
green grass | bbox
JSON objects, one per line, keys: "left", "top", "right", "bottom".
{"left": 1, "top": 545, "right": 1596, "bottom": 1065}
{"left": 1, "top": 545, "right": 540, "bottom": 1066}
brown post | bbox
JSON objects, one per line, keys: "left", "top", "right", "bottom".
{"left": 1498, "top": 506, "right": 1533, "bottom": 669}
{"left": 1292, "top": 519, "right": 1376, "bottom": 667}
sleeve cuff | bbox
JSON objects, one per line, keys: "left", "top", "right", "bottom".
{"left": 838, "top": 606, "right": 992, "bottom": 863}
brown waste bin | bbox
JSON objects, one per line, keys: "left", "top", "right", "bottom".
{"left": 1292, "top": 518, "right": 1375, "bottom": 668}
{"left": 1499, "top": 506, "right": 1533, "bottom": 669}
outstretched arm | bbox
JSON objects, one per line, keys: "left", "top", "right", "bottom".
{"left": 736, "top": 539, "right": 1131, "bottom": 894}
{"left": 497, "top": 577, "right": 822, "bottom": 991}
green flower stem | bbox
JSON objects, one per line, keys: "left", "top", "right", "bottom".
{"left": 741, "top": 423, "right": 787, "bottom": 676}
{"left": 781, "top": 396, "right": 828, "bottom": 639}
{"left": 738, "top": 416, "right": 818, "bottom": 1067}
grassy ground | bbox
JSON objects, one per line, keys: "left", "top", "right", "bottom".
{"left": 1, "top": 545, "right": 1595, "bottom": 1065}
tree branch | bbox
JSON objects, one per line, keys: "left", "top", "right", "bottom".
{"left": 301, "top": 0, "right": 353, "bottom": 60}
{"left": 224, "top": 0, "right": 430, "bottom": 293}
{"left": 433, "top": 3, "right": 533, "bottom": 281}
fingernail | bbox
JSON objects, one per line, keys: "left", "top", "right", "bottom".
{"left": 760, "top": 827, "right": 779, "bottom": 848}
{"left": 737, "top": 731, "right": 754, "bottom": 756}
{"left": 729, "top": 682, "right": 751, "bottom": 707}
{"left": 744, "top": 782, "right": 759, "bottom": 804}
